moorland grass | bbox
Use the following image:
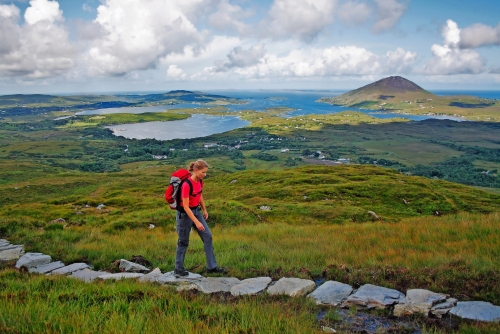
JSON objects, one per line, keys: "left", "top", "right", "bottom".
{"left": 0, "top": 270, "right": 318, "bottom": 334}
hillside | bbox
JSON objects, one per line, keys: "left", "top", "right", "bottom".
{"left": 0, "top": 91, "right": 236, "bottom": 118}
{"left": 320, "top": 76, "right": 435, "bottom": 108}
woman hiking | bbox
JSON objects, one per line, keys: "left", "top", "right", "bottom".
{"left": 174, "top": 159, "right": 226, "bottom": 277}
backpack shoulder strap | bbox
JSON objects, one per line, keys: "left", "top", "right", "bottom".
{"left": 185, "top": 178, "right": 194, "bottom": 196}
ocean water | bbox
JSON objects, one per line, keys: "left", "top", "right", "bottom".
{"left": 95, "top": 89, "right": 499, "bottom": 140}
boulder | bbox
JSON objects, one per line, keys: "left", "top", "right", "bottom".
{"left": 231, "top": 277, "right": 272, "bottom": 296}
{"left": 431, "top": 298, "right": 458, "bottom": 318}
{"left": 70, "top": 269, "right": 108, "bottom": 283}
{"left": 342, "top": 284, "right": 406, "bottom": 310}
{"left": 50, "top": 263, "right": 90, "bottom": 275}
{"left": 139, "top": 268, "right": 163, "bottom": 283}
{"left": 119, "top": 259, "right": 150, "bottom": 273}
{"left": 393, "top": 289, "right": 448, "bottom": 317}
{"left": 29, "top": 261, "right": 65, "bottom": 274}
{"left": 308, "top": 281, "right": 353, "bottom": 306}
{"left": 0, "top": 245, "right": 24, "bottom": 261}
{"left": 193, "top": 277, "right": 241, "bottom": 294}
{"left": 450, "top": 301, "right": 500, "bottom": 322}
{"left": 259, "top": 206, "right": 272, "bottom": 211}
{"left": 15, "top": 253, "right": 51, "bottom": 269}
{"left": 267, "top": 277, "right": 316, "bottom": 297}
{"left": 98, "top": 273, "right": 144, "bottom": 280}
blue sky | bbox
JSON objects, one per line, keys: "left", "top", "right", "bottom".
{"left": 0, "top": 0, "right": 499, "bottom": 94}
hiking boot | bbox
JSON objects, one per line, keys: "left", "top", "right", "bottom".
{"left": 206, "top": 266, "right": 227, "bottom": 274}
{"left": 174, "top": 269, "right": 189, "bottom": 277}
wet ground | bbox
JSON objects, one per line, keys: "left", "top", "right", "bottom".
{"left": 317, "top": 308, "right": 460, "bottom": 333}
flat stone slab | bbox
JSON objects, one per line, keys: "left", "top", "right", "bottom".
{"left": 98, "top": 273, "right": 144, "bottom": 280}
{"left": 16, "top": 252, "right": 51, "bottom": 269}
{"left": 139, "top": 268, "right": 163, "bottom": 282}
{"left": 342, "top": 284, "right": 406, "bottom": 309}
{"left": 394, "top": 289, "right": 448, "bottom": 317}
{"left": 308, "top": 281, "right": 353, "bottom": 306}
{"left": 29, "top": 261, "right": 65, "bottom": 274}
{"left": 231, "top": 277, "right": 272, "bottom": 296}
{"left": 119, "top": 259, "right": 150, "bottom": 273}
{"left": 0, "top": 246, "right": 25, "bottom": 261}
{"left": 267, "top": 277, "right": 316, "bottom": 297}
{"left": 156, "top": 271, "right": 204, "bottom": 284}
{"left": 450, "top": 301, "right": 500, "bottom": 322}
{"left": 431, "top": 298, "right": 458, "bottom": 318}
{"left": 50, "top": 263, "right": 90, "bottom": 275}
{"left": 70, "top": 269, "right": 109, "bottom": 282}
{"left": 193, "top": 277, "right": 241, "bottom": 294}
{"left": 0, "top": 244, "right": 22, "bottom": 251}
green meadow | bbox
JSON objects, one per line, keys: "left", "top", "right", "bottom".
{"left": 1, "top": 100, "right": 500, "bottom": 332}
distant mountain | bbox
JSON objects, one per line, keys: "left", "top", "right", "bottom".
{"left": 322, "top": 76, "right": 436, "bottom": 108}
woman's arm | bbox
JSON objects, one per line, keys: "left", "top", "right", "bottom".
{"left": 199, "top": 194, "right": 208, "bottom": 219}
{"left": 182, "top": 196, "right": 205, "bottom": 231}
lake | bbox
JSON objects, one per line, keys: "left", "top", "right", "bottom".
{"left": 105, "top": 113, "right": 250, "bottom": 141}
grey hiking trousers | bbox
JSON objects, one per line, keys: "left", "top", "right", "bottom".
{"left": 175, "top": 207, "right": 218, "bottom": 271}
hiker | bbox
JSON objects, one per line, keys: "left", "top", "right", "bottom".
{"left": 174, "top": 159, "right": 226, "bottom": 277}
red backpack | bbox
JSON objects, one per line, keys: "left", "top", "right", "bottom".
{"left": 165, "top": 169, "right": 203, "bottom": 211}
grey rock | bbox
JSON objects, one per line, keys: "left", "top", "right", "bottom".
{"left": 98, "top": 273, "right": 144, "bottom": 280}
{"left": 119, "top": 259, "right": 150, "bottom": 273}
{"left": 450, "top": 301, "right": 500, "bottom": 322}
{"left": 342, "top": 284, "right": 406, "bottom": 310}
{"left": 308, "top": 281, "right": 353, "bottom": 306}
{"left": 321, "top": 326, "right": 337, "bottom": 333}
{"left": 0, "top": 246, "right": 24, "bottom": 261}
{"left": 431, "top": 298, "right": 458, "bottom": 318}
{"left": 16, "top": 252, "right": 51, "bottom": 269}
{"left": 29, "top": 261, "right": 65, "bottom": 274}
{"left": 267, "top": 277, "right": 316, "bottom": 297}
{"left": 259, "top": 206, "right": 272, "bottom": 211}
{"left": 49, "top": 218, "right": 66, "bottom": 224}
{"left": 70, "top": 269, "right": 108, "bottom": 283}
{"left": 393, "top": 289, "right": 448, "bottom": 317}
{"left": 0, "top": 243, "right": 20, "bottom": 251}
{"left": 194, "top": 277, "right": 241, "bottom": 294}
{"left": 368, "top": 211, "right": 379, "bottom": 220}
{"left": 156, "top": 271, "right": 204, "bottom": 284}
{"left": 50, "top": 263, "right": 90, "bottom": 275}
{"left": 230, "top": 277, "right": 272, "bottom": 296}
{"left": 139, "top": 268, "right": 163, "bottom": 282}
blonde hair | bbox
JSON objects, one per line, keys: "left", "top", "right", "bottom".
{"left": 189, "top": 159, "right": 209, "bottom": 172}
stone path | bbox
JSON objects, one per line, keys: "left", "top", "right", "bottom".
{"left": 2, "top": 238, "right": 500, "bottom": 324}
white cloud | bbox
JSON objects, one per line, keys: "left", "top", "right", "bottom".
{"left": 86, "top": 0, "right": 209, "bottom": 77}
{"left": 207, "top": 44, "right": 417, "bottom": 79}
{"left": 0, "top": 1, "right": 77, "bottom": 79}
{"left": 459, "top": 22, "right": 500, "bottom": 49}
{"left": 371, "top": 0, "right": 407, "bottom": 34}
{"left": 208, "top": 0, "right": 252, "bottom": 35}
{"left": 166, "top": 65, "right": 187, "bottom": 80}
{"left": 262, "top": 0, "right": 338, "bottom": 42}
{"left": 422, "top": 20, "right": 485, "bottom": 75}
{"left": 24, "top": 0, "right": 62, "bottom": 24}
{"left": 337, "top": 0, "right": 371, "bottom": 27}
{"left": 209, "top": 44, "right": 266, "bottom": 72}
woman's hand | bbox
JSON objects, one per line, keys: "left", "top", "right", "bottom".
{"left": 195, "top": 221, "right": 205, "bottom": 231}
{"left": 203, "top": 210, "right": 209, "bottom": 220}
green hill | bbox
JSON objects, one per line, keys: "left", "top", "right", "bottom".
{"left": 320, "top": 76, "right": 435, "bottom": 108}
{"left": 207, "top": 165, "right": 500, "bottom": 224}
